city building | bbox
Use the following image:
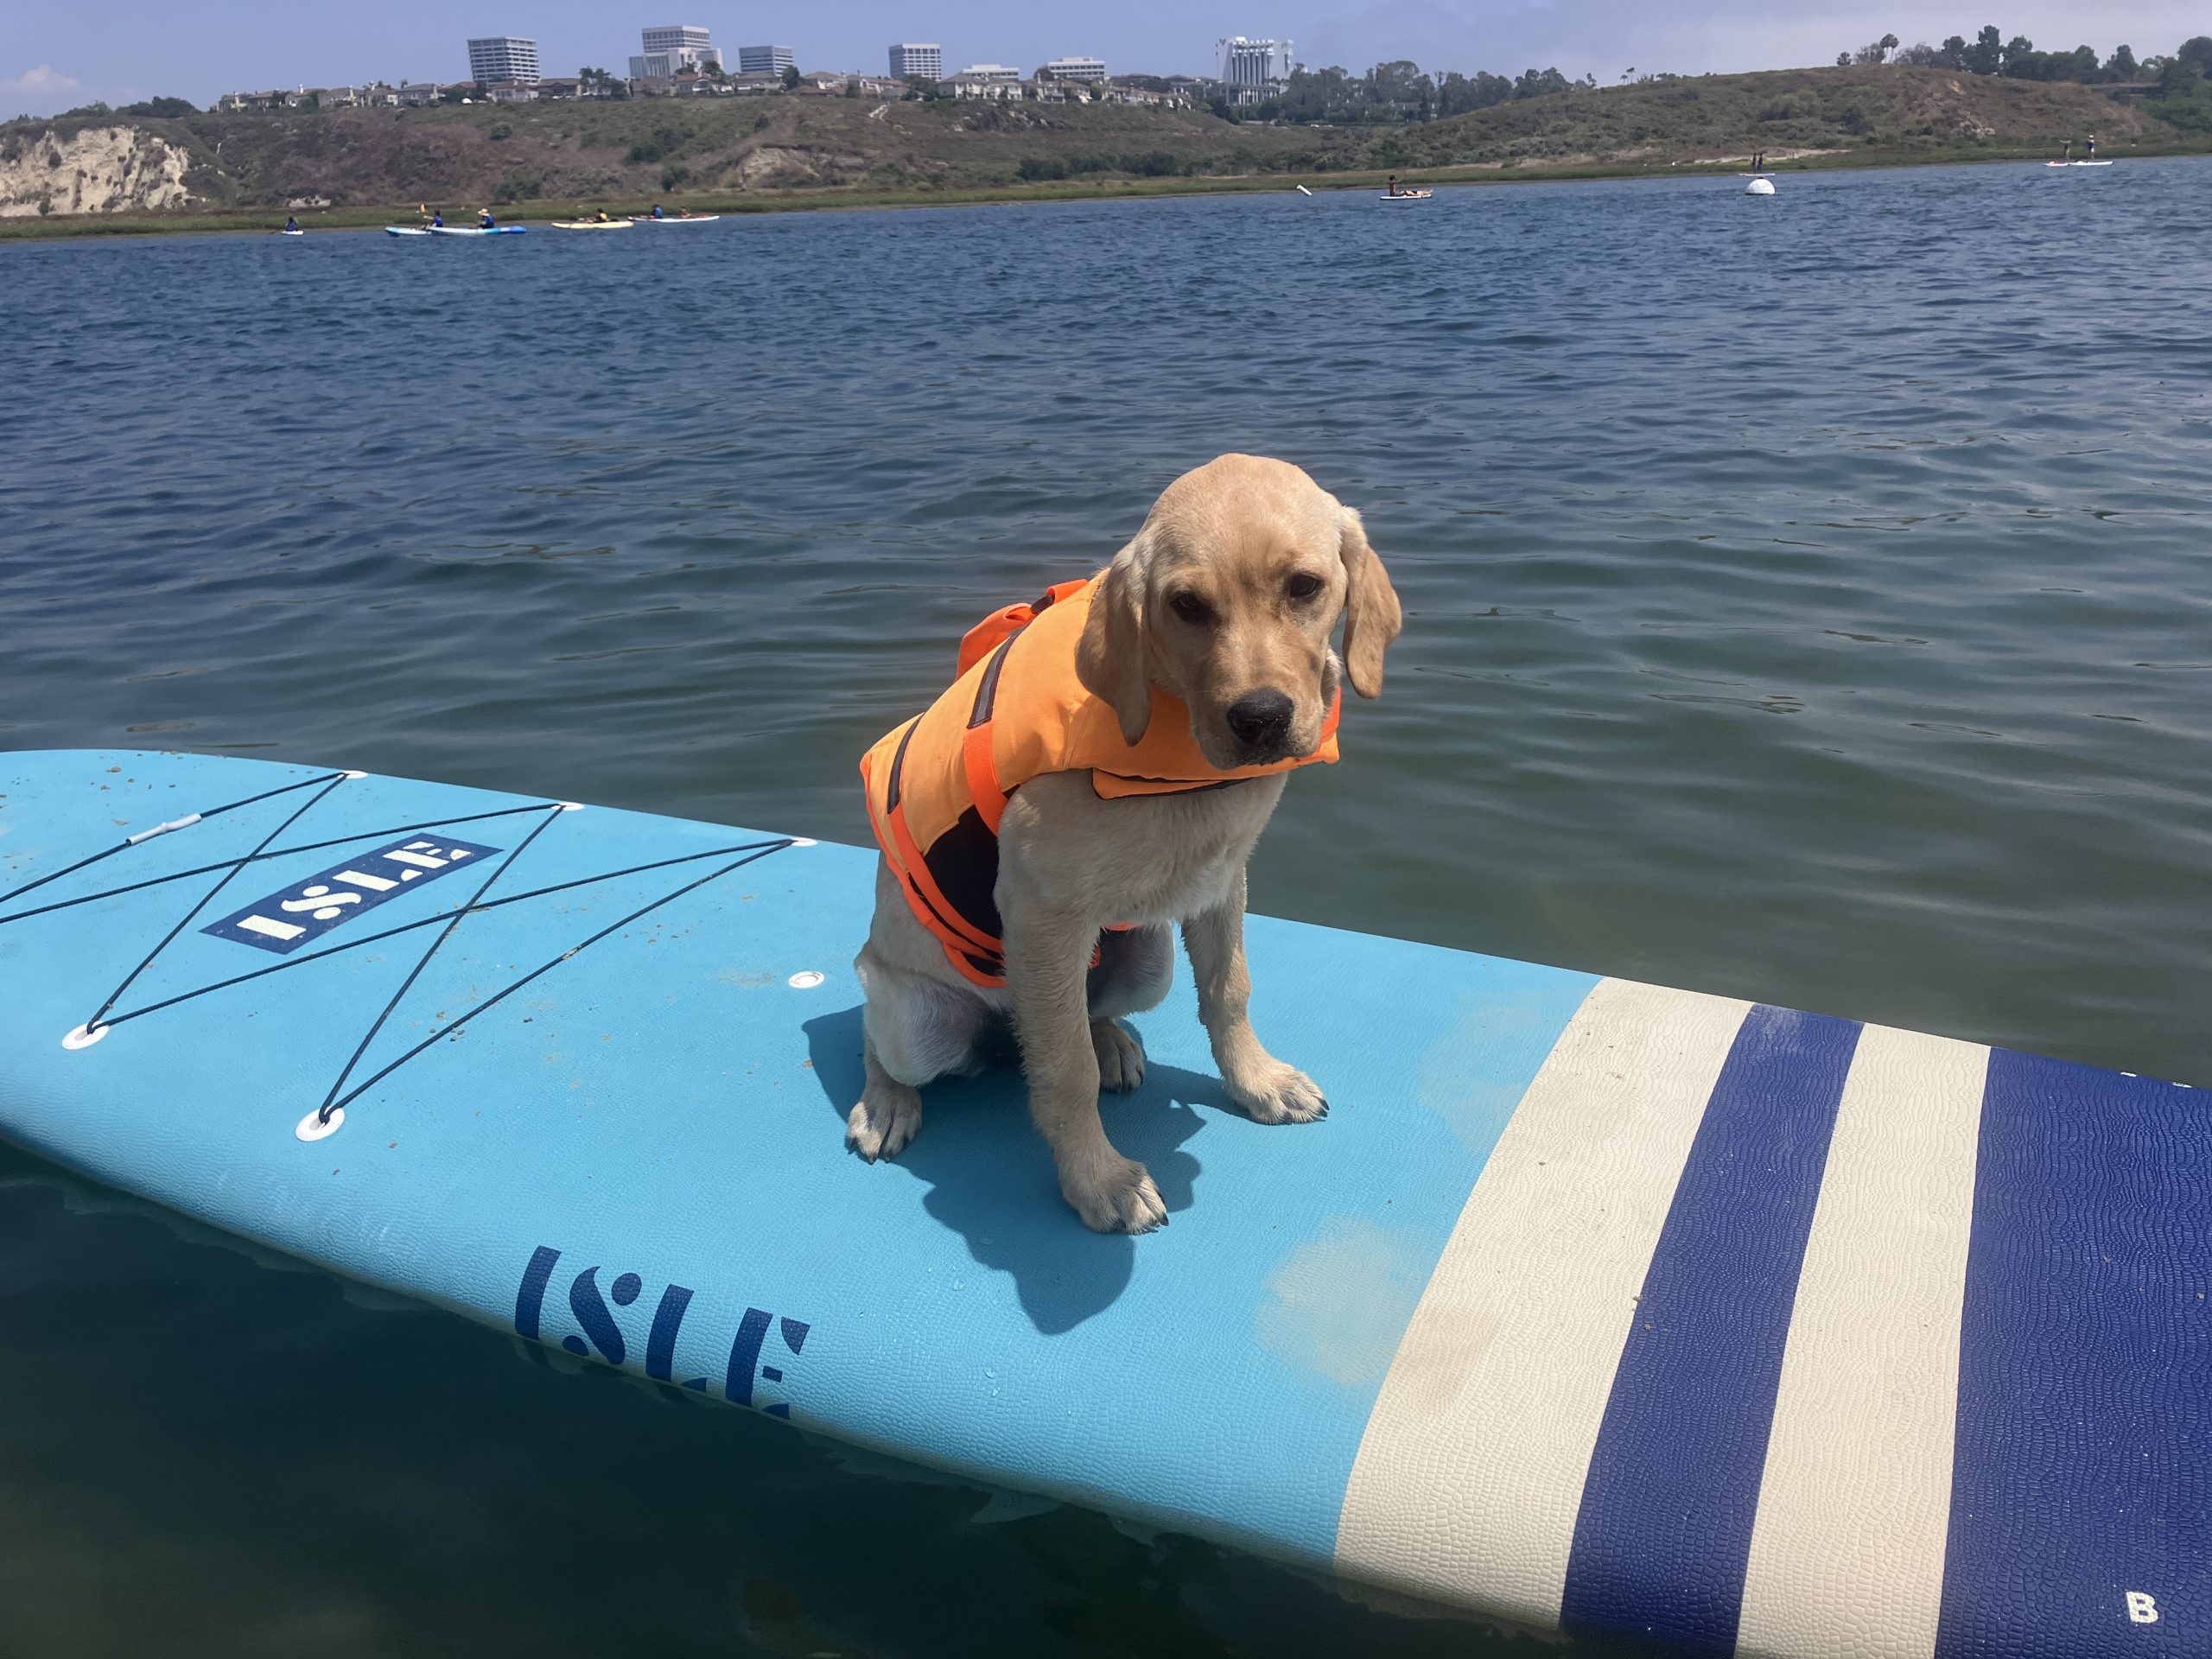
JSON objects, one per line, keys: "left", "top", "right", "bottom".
{"left": 1214, "top": 35, "right": 1293, "bottom": 90}
{"left": 737, "top": 43, "right": 795, "bottom": 76}
{"left": 887, "top": 43, "right": 944, "bottom": 80}
{"left": 466, "top": 36, "right": 541, "bottom": 84}
{"left": 948, "top": 64, "right": 1021, "bottom": 98}
{"left": 631, "top": 23, "right": 722, "bottom": 79}
{"left": 1038, "top": 55, "right": 1108, "bottom": 83}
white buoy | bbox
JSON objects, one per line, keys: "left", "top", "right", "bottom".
{"left": 1746, "top": 176, "right": 1777, "bottom": 196}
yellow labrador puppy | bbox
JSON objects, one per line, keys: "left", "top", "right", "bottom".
{"left": 850, "top": 454, "right": 1402, "bottom": 1232}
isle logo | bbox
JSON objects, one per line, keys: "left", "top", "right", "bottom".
{"left": 513, "top": 1244, "right": 810, "bottom": 1416}
{"left": 204, "top": 835, "right": 504, "bottom": 953}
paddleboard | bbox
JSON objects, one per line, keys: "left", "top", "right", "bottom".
{"left": 2047, "top": 160, "right": 2113, "bottom": 167}
{"left": 631, "top": 213, "right": 721, "bottom": 224}
{"left": 1, "top": 747, "right": 2203, "bottom": 1656}
{"left": 428, "top": 224, "right": 527, "bottom": 236}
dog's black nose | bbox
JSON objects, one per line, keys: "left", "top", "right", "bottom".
{"left": 1225, "top": 690, "right": 1295, "bottom": 751}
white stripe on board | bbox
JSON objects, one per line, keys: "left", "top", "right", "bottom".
{"left": 1735, "top": 1024, "right": 1988, "bottom": 1659}
{"left": 1334, "top": 976, "right": 1751, "bottom": 1627}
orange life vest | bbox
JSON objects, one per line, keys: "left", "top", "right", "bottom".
{"left": 861, "top": 575, "right": 1341, "bottom": 987}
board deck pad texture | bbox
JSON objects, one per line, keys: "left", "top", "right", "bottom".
{"left": 0, "top": 750, "right": 2203, "bottom": 1658}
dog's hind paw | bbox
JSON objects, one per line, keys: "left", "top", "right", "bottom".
{"left": 1062, "top": 1154, "right": 1169, "bottom": 1234}
{"left": 847, "top": 1087, "right": 923, "bottom": 1162}
{"left": 1228, "top": 1058, "right": 1329, "bottom": 1126}
{"left": 1091, "top": 1018, "right": 1146, "bottom": 1094}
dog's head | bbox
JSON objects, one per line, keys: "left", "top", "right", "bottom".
{"left": 1077, "top": 454, "right": 1402, "bottom": 770}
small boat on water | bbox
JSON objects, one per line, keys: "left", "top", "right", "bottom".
{"left": 384, "top": 226, "right": 430, "bottom": 237}
{"left": 2045, "top": 160, "right": 2113, "bottom": 167}
{"left": 551, "top": 219, "right": 632, "bottom": 230}
{"left": 629, "top": 213, "right": 721, "bottom": 224}
{"left": 276, "top": 228, "right": 305, "bottom": 237}
{"left": 1377, "top": 189, "right": 1433, "bottom": 201}
{"left": 429, "top": 224, "right": 527, "bottom": 236}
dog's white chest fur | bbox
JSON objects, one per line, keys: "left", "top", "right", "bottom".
{"left": 996, "top": 771, "right": 1287, "bottom": 930}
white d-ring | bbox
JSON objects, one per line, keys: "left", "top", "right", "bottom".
{"left": 296, "top": 1107, "right": 346, "bottom": 1141}
{"left": 787, "top": 970, "right": 825, "bottom": 989}
{"left": 62, "top": 1023, "right": 107, "bottom": 1050}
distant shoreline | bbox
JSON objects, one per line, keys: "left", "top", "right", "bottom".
{"left": 6, "top": 138, "right": 2208, "bottom": 244}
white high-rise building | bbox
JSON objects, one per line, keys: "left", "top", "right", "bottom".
{"left": 631, "top": 24, "right": 722, "bottom": 79}
{"left": 466, "top": 36, "right": 540, "bottom": 84}
{"left": 1039, "top": 55, "right": 1108, "bottom": 83}
{"left": 738, "top": 44, "right": 795, "bottom": 76}
{"left": 1214, "top": 35, "right": 1293, "bottom": 88}
{"left": 888, "top": 43, "right": 943, "bottom": 79}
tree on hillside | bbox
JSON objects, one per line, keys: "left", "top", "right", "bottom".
{"left": 2106, "top": 45, "right": 2139, "bottom": 80}
{"left": 1514, "top": 67, "right": 1570, "bottom": 99}
{"left": 2182, "top": 36, "right": 2212, "bottom": 74}
{"left": 783, "top": 65, "right": 801, "bottom": 90}
{"left": 1852, "top": 33, "right": 1900, "bottom": 65}
{"left": 1965, "top": 25, "right": 2003, "bottom": 74}
{"left": 1437, "top": 69, "right": 1514, "bottom": 115}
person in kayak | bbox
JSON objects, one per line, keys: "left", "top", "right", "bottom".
{"left": 479, "top": 207, "right": 497, "bottom": 228}
{"left": 284, "top": 215, "right": 299, "bottom": 232}
{"left": 430, "top": 210, "right": 444, "bottom": 227}
{"left": 651, "top": 203, "right": 665, "bottom": 219}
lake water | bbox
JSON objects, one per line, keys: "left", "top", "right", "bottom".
{"left": 4, "top": 159, "right": 2211, "bottom": 1655}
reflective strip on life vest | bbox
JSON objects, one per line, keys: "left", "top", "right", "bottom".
{"left": 963, "top": 633, "right": 1017, "bottom": 836}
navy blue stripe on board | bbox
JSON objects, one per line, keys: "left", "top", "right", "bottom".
{"left": 1560, "top": 1004, "right": 1861, "bottom": 1654}
{"left": 1935, "top": 1051, "right": 2211, "bottom": 1659}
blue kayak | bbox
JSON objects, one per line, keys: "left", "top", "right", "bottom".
{"left": 0, "top": 748, "right": 2202, "bottom": 1656}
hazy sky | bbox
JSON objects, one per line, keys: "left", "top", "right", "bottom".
{"left": 5, "top": 1, "right": 2207, "bottom": 113}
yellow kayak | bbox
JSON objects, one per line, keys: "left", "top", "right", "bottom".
{"left": 550, "top": 219, "right": 632, "bottom": 231}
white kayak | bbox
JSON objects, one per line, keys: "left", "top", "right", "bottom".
{"left": 1377, "top": 190, "right": 1433, "bottom": 201}
{"left": 2046, "top": 160, "right": 2113, "bottom": 167}
{"left": 551, "top": 219, "right": 632, "bottom": 230}
{"left": 428, "top": 224, "right": 527, "bottom": 236}
{"left": 630, "top": 213, "right": 721, "bottom": 224}
{"left": 276, "top": 229, "right": 305, "bottom": 237}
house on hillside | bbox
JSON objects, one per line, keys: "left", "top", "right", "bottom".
{"left": 217, "top": 90, "right": 289, "bottom": 111}
{"left": 486, "top": 82, "right": 539, "bottom": 103}
{"left": 397, "top": 81, "right": 445, "bottom": 106}
{"left": 532, "top": 77, "right": 582, "bottom": 100}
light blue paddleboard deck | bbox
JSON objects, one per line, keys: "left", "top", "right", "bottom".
{"left": 0, "top": 750, "right": 2202, "bottom": 1657}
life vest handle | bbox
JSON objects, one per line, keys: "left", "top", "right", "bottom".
{"left": 955, "top": 579, "right": 1091, "bottom": 677}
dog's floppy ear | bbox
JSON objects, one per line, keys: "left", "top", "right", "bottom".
{"left": 1336, "top": 502, "right": 1402, "bottom": 700}
{"left": 1077, "top": 536, "right": 1154, "bottom": 745}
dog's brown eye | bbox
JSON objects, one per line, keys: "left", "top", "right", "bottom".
{"left": 1169, "top": 592, "right": 1213, "bottom": 626}
{"left": 1285, "top": 572, "right": 1325, "bottom": 601}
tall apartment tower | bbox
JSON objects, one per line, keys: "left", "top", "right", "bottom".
{"left": 1213, "top": 36, "right": 1293, "bottom": 89}
{"left": 738, "top": 44, "right": 796, "bottom": 76}
{"left": 888, "top": 43, "right": 944, "bottom": 79}
{"left": 631, "top": 24, "right": 722, "bottom": 78}
{"left": 466, "top": 36, "right": 541, "bottom": 84}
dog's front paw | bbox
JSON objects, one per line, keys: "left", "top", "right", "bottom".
{"left": 846, "top": 1084, "right": 922, "bottom": 1162}
{"left": 1092, "top": 1018, "right": 1146, "bottom": 1094}
{"left": 1227, "top": 1057, "right": 1329, "bottom": 1126}
{"left": 1061, "top": 1154, "right": 1168, "bottom": 1234}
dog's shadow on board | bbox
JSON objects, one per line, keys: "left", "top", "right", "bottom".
{"left": 804, "top": 1007, "right": 1219, "bottom": 1336}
